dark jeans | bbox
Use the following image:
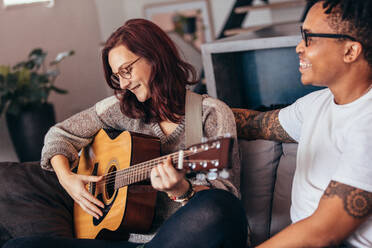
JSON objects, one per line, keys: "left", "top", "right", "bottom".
{"left": 3, "top": 189, "right": 248, "bottom": 248}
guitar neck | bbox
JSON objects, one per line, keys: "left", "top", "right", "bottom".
{"left": 113, "top": 151, "right": 183, "bottom": 189}
{"left": 99, "top": 136, "right": 230, "bottom": 190}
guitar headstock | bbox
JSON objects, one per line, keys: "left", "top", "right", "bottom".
{"left": 174, "top": 135, "right": 233, "bottom": 179}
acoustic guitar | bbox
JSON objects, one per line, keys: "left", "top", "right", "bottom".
{"left": 73, "top": 129, "right": 232, "bottom": 240}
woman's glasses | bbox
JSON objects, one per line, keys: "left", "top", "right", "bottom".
{"left": 110, "top": 57, "right": 141, "bottom": 84}
{"left": 300, "top": 26, "right": 356, "bottom": 47}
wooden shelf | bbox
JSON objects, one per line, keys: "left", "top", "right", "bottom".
{"left": 224, "top": 25, "right": 268, "bottom": 37}
{"left": 235, "top": 0, "right": 306, "bottom": 14}
{"left": 223, "top": 20, "right": 299, "bottom": 37}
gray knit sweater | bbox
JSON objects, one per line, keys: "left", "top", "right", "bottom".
{"left": 41, "top": 94, "right": 240, "bottom": 243}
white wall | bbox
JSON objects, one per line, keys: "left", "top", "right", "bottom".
{"left": 94, "top": 0, "right": 126, "bottom": 43}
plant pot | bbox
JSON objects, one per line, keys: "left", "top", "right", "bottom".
{"left": 6, "top": 103, "right": 56, "bottom": 162}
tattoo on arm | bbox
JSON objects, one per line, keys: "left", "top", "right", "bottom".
{"left": 233, "top": 108, "right": 296, "bottom": 143}
{"left": 323, "top": 181, "right": 372, "bottom": 219}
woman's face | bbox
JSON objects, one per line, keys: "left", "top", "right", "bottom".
{"left": 108, "top": 44, "right": 152, "bottom": 102}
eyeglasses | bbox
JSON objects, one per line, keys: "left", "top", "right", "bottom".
{"left": 300, "top": 26, "right": 356, "bottom": 47}
{"left": 110, "top": 57, "right": 141, "bottom": 84}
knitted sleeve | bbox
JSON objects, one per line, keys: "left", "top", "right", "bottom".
{"left": 200, "top": 96, "right": 241, "bottom": 198}
{"left": 40, "top": 96, "right": 119, "bottom": 171}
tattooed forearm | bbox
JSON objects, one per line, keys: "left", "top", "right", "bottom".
{"left": 232, "top": 108, "right": 296, "bottom": 143}
{"left": 323, "top": 181, "right": 372, "bottom": 219}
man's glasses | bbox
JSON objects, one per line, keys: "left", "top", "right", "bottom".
{"left": 300, "top": 26, "right": 356, "bottom": 47}
{"left": 111, "top": 57, "right": 141, "bottom": 84}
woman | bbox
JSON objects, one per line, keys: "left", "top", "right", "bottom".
{"left": 4, "top": 19, "right": 247, "bottom": 248}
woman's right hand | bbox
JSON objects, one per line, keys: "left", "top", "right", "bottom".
{"left": 51, "top": 155, "right": 104, "bottom": 219}
{"left": 59, "top": 172, "right": 104, "bottom": 219}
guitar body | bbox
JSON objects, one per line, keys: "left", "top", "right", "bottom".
{"left": 74, "top": 130, "right": 159, "bottom": 239}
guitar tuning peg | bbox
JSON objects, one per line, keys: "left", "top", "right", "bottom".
{"left": 201, "top": 136, "right": 208, "bottom": 143}
{"left": 196, "top": 173, "right": 206, "bottom": 181}
{"left": 207, "top": 170, "right": 218, "bottom": 180}
{"left": 219, "top": 169, "right": 229, "bottom": 179}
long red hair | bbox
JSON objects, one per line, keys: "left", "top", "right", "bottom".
{"left": 102, "top": 19, "right": 198, "bottom": 123}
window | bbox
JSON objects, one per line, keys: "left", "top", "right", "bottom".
{"left": 3, "top": 0, "right": 54, "bottom": 8}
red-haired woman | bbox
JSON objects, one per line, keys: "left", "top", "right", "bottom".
{"left": 3, "top": 19, "right": 247, "bottom": 248}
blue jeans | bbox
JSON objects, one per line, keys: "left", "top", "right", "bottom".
{"left": 3, "top": 189, "right": 248, "bottom": 248}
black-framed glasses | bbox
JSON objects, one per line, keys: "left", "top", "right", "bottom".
{"left": 300, "top": 26, "right": 356, "bottom": 47}
{"left": 110, "top": 57, "right": 141, "bottom": 84}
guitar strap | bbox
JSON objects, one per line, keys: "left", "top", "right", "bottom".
{"left": 185, "top": 90, "right": 203, "bottom": 148}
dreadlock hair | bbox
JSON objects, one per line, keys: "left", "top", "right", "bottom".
{"left": 307, "top": 0, "right": 372, "bottom": 69}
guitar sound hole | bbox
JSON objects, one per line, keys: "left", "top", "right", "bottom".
{"left": 105, "top": 166, "right": 117, "bottom": 199}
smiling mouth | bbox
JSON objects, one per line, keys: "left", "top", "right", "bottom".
{"left": 299, "top": 60, "right": 312, "bottom": 70}
{"left": 129, "top": 84, "right": 140, "bottom": 91}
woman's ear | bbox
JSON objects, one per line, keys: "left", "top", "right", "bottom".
{"left": 344, "top": 41, "right": 363, "bottom": 63}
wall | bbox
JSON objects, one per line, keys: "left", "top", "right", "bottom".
{"left": 121, "top": 0, "right": 235, "bottom": 40}
{"left": 0, "top": 0, "right": 110, "bottom": 161}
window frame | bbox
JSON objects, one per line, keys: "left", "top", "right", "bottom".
{"left": 2, "top": 0, "right": 54, "bottom": 9}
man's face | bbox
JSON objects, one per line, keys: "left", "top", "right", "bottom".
{"left": 296, "top": 2, "right": 347, "bottom": 87}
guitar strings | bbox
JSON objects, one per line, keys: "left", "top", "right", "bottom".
{"left": 100, "top": 150, "right": 187, "bottom": 181}
{"left": 96, "top": 150, "right": 194, "bottom": 187}
{"left": 94, "top": 149, "right": 197, "bottom": 188}
{"left": 95, "top": 152, "right": 190, "bottom": 188}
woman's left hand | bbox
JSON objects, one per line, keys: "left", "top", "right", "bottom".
{"left": 150, "top": 156, "right": 190, "bottom": 197}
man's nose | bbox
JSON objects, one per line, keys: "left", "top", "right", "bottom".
{"left": 296, "top": 39, "right": 305, "bottom": 54}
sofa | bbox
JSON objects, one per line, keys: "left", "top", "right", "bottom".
{"left": 0, "top": 139, "right": 298, "bottom": 247}
{"left": 239, "top": 140, "right": 297, "bottom": 247}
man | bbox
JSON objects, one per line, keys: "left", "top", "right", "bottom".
{"left": 233, "top": 0, "right": 372, "bottom": 247}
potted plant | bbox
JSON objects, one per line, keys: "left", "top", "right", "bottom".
{"left": 0, "top": 48, "right": 74, "bottom": 162}
{"left": 173, "top": 13, "right": 198, "bottom": 40}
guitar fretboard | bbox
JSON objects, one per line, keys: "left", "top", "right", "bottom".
{"left": 108, "top": 151, "right": 188, "bottom": 189}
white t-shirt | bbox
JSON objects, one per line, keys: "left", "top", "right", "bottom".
{"left": 279, "top": 88, "right": 372, "bottom": 248}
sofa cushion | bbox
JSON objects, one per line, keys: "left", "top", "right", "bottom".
{"left": 0, "top": 161, "right": 74, "bottom": 244}
{"left": 270, "top": 143, "right": 297, "bottom": 237}
{"left": 239, "top": 139, "right": 282, "bottom": 246}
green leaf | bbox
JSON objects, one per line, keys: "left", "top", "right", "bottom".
{"left": 0, "top": 65, "right": 10, "bottom": 77}
{"left": 50, "top": 50, "right": 75, "bottom": 65}
{"left": 6, "top": 73, "right": 18, "bottom": 91}
{"left": 29, "top": 48, "right": 44, "bottom": 57}
{"left": 13, "top": 62, "right": 27, "bottom": 70}
{"left": 38, "top": 74, "right": 49, "bottom": 84}
{"left": 18, "top": 68, "right": 31, "bottom": 83}
{"left": 25, "top": 61, "right": 35, "bottom": 70}
{"left": 46, "top": 69, "right": 59, "bottom": 78}
{"left": 29, "top": 48, "right": 47, "bottom": 69}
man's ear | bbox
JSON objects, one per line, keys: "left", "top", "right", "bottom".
{"left": 344, "top": 42, "right": 363, "bottom": 63}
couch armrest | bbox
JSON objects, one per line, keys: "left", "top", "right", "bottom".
{"left": 270, "top": 143, "right": 297, "bottom": 237}
{"left": 239, "top": 139, "right": 282, "bottom": 246}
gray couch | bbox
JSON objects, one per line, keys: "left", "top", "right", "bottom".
{"left": 239, "top": 139, "right": 298, "bottom": 247}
